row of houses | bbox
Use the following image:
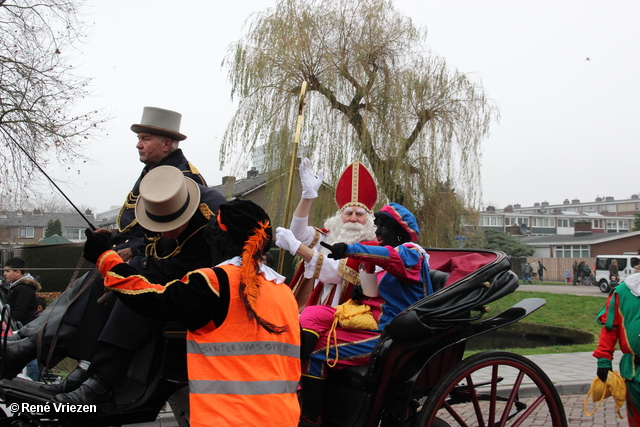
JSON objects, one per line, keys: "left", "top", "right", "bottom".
{"left": 478, "top": 195, "right": 640, "bottom": 258}
{"left": 0, "top": 210, "right": 94, "bottom": 244}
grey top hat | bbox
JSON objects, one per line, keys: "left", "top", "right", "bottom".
{"left": 131, "top": 106, "right": 187, "bottom": 141}
{"left": 135, "top": 166, "right": 201, "bottom": 232}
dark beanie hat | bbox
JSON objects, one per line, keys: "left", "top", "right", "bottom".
{"left": 217, "top": 200, "right": 273, "bottom": 252}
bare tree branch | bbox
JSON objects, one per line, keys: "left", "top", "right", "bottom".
{"left": 0, "top": 0, "right": 108, "bottom": 209}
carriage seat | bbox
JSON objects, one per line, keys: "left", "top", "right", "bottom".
{"left": 429, "top": 269, "right": 450, "bottom": 293}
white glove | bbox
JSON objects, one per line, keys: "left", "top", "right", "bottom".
{"left": 299, "top": 158, "right": 324, "bottom": 199}
{"left": 275, "top": 227, "right": 302, "bottom": 256}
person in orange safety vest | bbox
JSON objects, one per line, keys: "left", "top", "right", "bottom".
{"left": 81, "top": 167, "right": 301, "bottom": 427}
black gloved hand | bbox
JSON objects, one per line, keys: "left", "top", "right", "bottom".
{"left": 597, "top": 367, "right": 611, "bottom": 383}
{"left": 350, "top": 285, "right": 365, "bottom": 303}
{"left": 320, "top": 241, "right": 348, "bottom": 260}
{"left": 83, "top": 228, "right": 112, "bottom": 264}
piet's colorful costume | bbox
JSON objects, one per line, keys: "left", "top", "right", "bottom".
{"left": 594, "top": 272, "right": 640, "bottom": 424}
{"left": 290, "top": 162, "right": 378, "bottom": 307}
{"left": 301, "top": 203, "right": 432, "bottom": 378}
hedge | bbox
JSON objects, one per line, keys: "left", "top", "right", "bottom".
{"left": 19, "top": 243, "right": 93, "bottom": 292}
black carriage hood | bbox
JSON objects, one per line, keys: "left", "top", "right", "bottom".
{"left": 385, "top": 249, "right": 519, "bottom": 342}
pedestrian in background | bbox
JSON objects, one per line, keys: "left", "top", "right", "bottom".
{"left": 538, "top": 260, "right": 547, "bottom": 282}
{"left": 609, "top": 259, "right": 620, "bottom": 285}
{"left": 531, "top": 260, "right": 540, "bottom": 281}
{"left": 521, "top": 262, "right": 532, "bottom": 284}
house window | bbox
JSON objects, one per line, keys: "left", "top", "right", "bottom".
{"left": 562, "top": 207, "right": 580, "bottom": 213}
{"left": 505, "top": 217, "right": 528, "bottom": 226}
{"left": 66, "top": 228, "right": 82, "bottom": 240}
{"left": 555, "top": 245, "right": 589, "bottom": 258}
{"left": 532, "top": 217, "right": 555, "bottom": 227}
{"left": 557, "top": 219, "right": 574, "bottom": 228}
{"left": 18, "top": 227, "right": 34, "bottom": 238}
{"left": 606, "top": 220, "right": 629, "bottom": 233}
{"left": 480, "top": 216, "right": 503, "bottom": 226}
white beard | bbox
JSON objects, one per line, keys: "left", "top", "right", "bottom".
{"left": 323, "top": 211, "right": 376, "bottom": 248}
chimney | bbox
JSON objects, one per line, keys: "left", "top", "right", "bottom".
{"left": 605, "top": 196, "right": 614, "bottom": 202}
{"left": 514, "top": 203, "right": 521, "bottom": 209}
{"left": 632, "top": 194, "right": 639, "bottom": 200}
{"left": 574, "top": 220, "right": 593, "bottom": 235}
{"left": 504, "top": 205, "right": 513, "bottom": 213}
{"left": 222, "top": 176, "right": 236, "bottom": 185}
{"left": 571, "top": 198, "right": 580, "bottom": 204}
{"left": 595, "top": 197, "right": 603, "bottom": 202}
{"left": 247, "top": 167, "right": 259, "bottom": 179}
{"left": 486, "top": 206, "right": 495, "bottom": 212}
{"left": 541, "top": 201, "right": 549, "bottom": 207}
{"left": 534, "top": 202, "right": 540, "bottom": 207}
{"left": 563, "top": 199, "right": 570, "bottom": 205}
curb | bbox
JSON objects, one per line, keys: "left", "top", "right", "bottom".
{"left": 497, "top": 381, "right": 590, "bottom": 399}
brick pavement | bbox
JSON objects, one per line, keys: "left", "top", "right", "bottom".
{"left": 564, "top": 394, "right": 627, "bottom": 427}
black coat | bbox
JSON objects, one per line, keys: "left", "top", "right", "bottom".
{"left": 6, "top": 274, "right": 41, "bottom": 325}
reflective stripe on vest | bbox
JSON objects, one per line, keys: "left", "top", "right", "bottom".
{"left": 189, "top": 379, "right": 299, "bottom": 395}
{"left": 186, "top": 265, "right": 301, "bottom": 427}
{"left": 186, "top": 339, "right": 299, "bottom": 358}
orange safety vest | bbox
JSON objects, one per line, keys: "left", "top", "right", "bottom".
{"left": 187, "top": 265, "right": 301, "bottom": 427}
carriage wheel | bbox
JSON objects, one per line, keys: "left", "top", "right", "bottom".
{"left": 417, "top": 351, "right": 566, "bottom": 427}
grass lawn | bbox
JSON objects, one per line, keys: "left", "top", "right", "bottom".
{"left": 472, "top": 290, "right": 609, "bottom": 356}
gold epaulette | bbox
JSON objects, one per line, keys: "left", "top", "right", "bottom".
{"left": 198, "top": 202, "right": 214, "bottom": 220}
{"left": 188, "top": 162, "right": 200, "bottom": 175}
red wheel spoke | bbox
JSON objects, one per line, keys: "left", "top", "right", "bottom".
{"left": 509, "top": 394, "right": 547, "bottom": 427}
{"left": 443, "top": 400, "right": 471, "bottom": 427}
{"left": 466, "top": 375, "right": 487, "bottom": 427}
{"left": 489, "top": 365, "right": 499, "bottom": 426}
{"left": 498, "top": 370, "right": 525, "bottom": 427}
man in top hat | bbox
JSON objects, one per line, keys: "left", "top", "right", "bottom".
{"left": 276, "top": 158, "right": 377, "bottom": 308}
{"left": 77, "top": 199, "right": 301, "bottom": 427}
{"left": 108, "top": 106, "right": 207, "bottom": 262}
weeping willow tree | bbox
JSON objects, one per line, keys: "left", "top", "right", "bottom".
{"left": 221, "top": 0, "right": 498, "bottom": 247}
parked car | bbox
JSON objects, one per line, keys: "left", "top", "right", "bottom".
{"left": 595, "top": 254, "right": 640, "bottom": 293}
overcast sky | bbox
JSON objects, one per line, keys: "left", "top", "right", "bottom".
{"left": 50, "top": 0, "right": 639, "bottom": 214}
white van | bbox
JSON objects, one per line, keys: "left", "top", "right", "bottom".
{"left": 595, "top": 255, "right": 640, "bottom": 293}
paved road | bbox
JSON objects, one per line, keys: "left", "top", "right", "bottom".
{"left": 517, "top": 283, "right": 609, "bottom": 297}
